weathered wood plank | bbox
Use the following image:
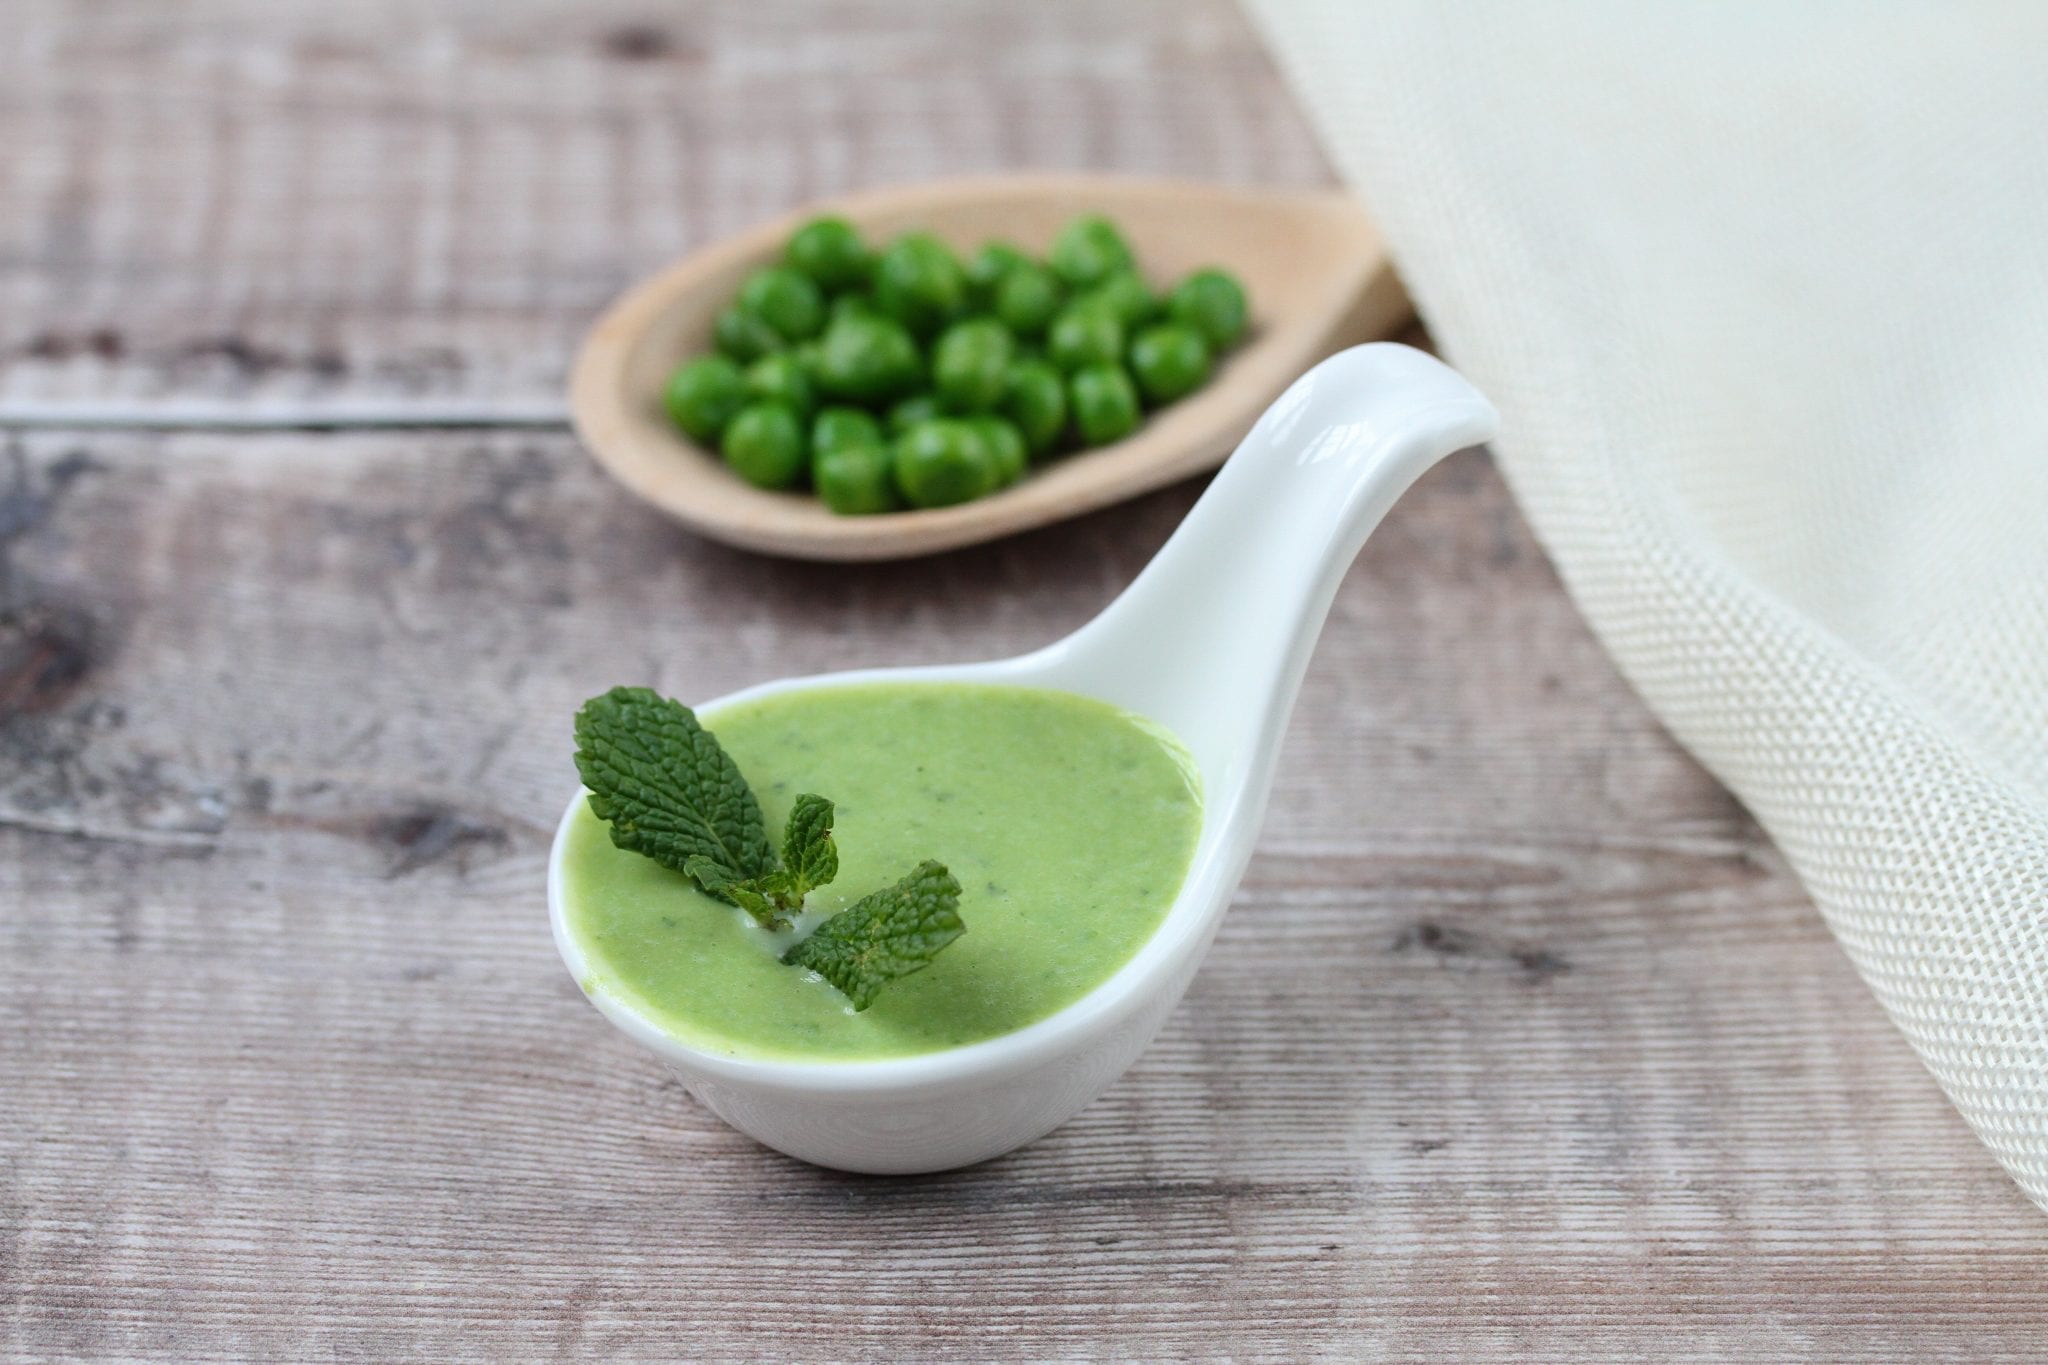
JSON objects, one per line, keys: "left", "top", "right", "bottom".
{"left": 3, "top": 431, "right": 2042, "bottom": 1358}
{"left": 6, "top": 1, "right": 2041, "bottom": 1351}
{"left": 0, "top": 0, "right": 1332, "bottom": 422}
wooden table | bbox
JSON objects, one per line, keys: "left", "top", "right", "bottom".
{"left": 4, "top": 2, "right": 2043, "bottom": 1357}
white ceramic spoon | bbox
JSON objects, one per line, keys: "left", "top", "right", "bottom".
{"left": 549, "top": 343, "right": 1498, "bottom": 1173}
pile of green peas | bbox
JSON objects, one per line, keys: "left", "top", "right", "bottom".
{"left": 663, "top": 213, "right": 1250, "bottom": 514}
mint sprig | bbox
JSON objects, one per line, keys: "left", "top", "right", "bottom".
{"left": 574, "top": 689, "right": 962, "bottom": 1008}
{"left": 684, "top": 794, "right": 838, "bottom": 931}
{"left": 782, "top": 860, "right": 964, "bottom": 1010}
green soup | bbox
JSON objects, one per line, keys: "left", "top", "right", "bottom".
{"left": 559, "top": 682, "right": 1203, "bottom": 1061}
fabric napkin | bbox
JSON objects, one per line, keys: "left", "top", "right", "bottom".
{"left": 1244, "top": 0, "right": 2048, "bottom": 1210}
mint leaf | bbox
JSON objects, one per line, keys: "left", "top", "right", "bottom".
{"left": 574, "top": 688, "right": 776, "bottom": 888}
{"left": 684, "top": 855, "right": 789, "bottom": 930}
{"left": 678, "top": 795, "right": 838, "bottom": 930}
{"left": 779, "top": 793, "right": 838, "bottom": 901}
{"left": 782, "top": 860, "right": 964, "bottom": 1010}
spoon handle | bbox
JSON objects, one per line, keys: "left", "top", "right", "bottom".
{"left": 1049, "top": 343, "right": 1499, "bottom": 802}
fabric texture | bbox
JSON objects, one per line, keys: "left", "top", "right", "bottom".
{"left": 1244, "top": 0, "right": 2048, "bottom": 1208}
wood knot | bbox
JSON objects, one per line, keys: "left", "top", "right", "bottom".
{"left": 1392, "top": 918, "right": 1571, "bottom": 985}
{"left": 0, "top": 600, "right": 97, "bottom": 714}
{"left": 601, "top": 25, "right": 674, "bottom": 60}
{"left": 374, "top": 805, "right": 510, "bottom": 877}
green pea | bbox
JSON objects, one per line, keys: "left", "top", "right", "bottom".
{"left": 873, "top": 232, "right": 969, "bottom": 336}
{"left": 813, "top": 312, "right": 923, "bottom": 404}
{"left": 721, "top": 402, "right": 808, "bottom": 489}
{"left": 738, "top": 266, "right": 826, "bottom": 341}
{"left": 1127, "top": 323, "right": 1213, "bottom": 405}
{"left": 744, "top": 352, "right": 816, "bottom": 416}
{"left": 830, "top": 292, "right": 882, "bottom": 326}
{"left": 931, "top": 317, "right": 1016, "bottom": 412}
{"left": 662, "top": 355, "right": 748, "bottom": 442}
{"left": 811, "top": 405, "right": 885, "bottom": 457}
{"left": 814, "top": 442, "right": 900, "bottom": 515}
{"left": 1001, "top": 360, "right": 1068, "bottom": 457}
{"left": 966, "top": 241, "right": 1031, "bottom": 304}
{"left": 1085, "top": 269, "right": 1156, "bottom": 329}
{"left": 1167, "top": 268, "right": 1249, "bottom": 349}
{"left": 791, "top": 338, "right": 824, "bottom": 378}
{"left": 1049, "top": 214, "right": 1135, "bottom": 289}
{"left": 713, "top": 306, "right": 785, "bottom": 364}
{"left": 887, "top": 393, "right": 942, "bottom": 435}
{"left": 785, "top": 216, "right": 870, "bottom": 292}
{"left": 893, "top": 419, "right": 997, "bottom": 508}
{"left": 1047, "top": 301, "right": 1125, "bottom": 373}
{"left": 967, "top": 415, "right": 1029, "bottom": 487}
{"left": 1068, "top": 364, "right": 1141, "bottom": 446}
{"left": 994, "top": 264, "right": 1064, "bottom": 338}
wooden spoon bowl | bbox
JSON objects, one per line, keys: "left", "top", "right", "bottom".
{"left": 569, "top": 175, "right": 1408, "bottom": 560}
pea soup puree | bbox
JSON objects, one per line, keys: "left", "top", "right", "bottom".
{"left": 560, "top": 682, "right": 1202, "bottom": 1061}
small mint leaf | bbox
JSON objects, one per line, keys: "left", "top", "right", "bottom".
{"left": 725, "top": 881, "right": 787, "bottom": 931}
{"left": 779, "top": 794, "right": 838, "bottom": 900}
{"left": 686, "top": 855, "right": 790, "bottom": 931}
{"left": 782, "top": 860, "right": 963, "bottom": 1010}
{"left": 682, "top": 853, "right": 740, "bottom": 892}
{"left": 575, "top": 688, "right": 776, "bottom": 883}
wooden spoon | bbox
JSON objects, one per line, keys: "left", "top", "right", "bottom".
{"left": 569, "top": 175, "right": 1409, "bottom": 561}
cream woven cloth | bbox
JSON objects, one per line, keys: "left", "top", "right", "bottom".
{"left": 1244, "top": 1, "right": 2048, "bottom": 1209}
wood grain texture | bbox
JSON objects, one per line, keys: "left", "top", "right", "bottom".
{"left": 0, "top": 0, "right": 1329, "bottom": 423}
{"left": 4, "top": 0, "right": 2046, "bottom": 1358}
{"left": 3, "top": 432, "right": 2045, "bottom": 1360}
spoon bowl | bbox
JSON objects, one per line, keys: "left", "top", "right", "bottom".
{"left": 551, "top": 344, "right": 1498, "bottom": 1172}
{"left": 569, "top": 175, "right": 1409, "bottom": 560}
